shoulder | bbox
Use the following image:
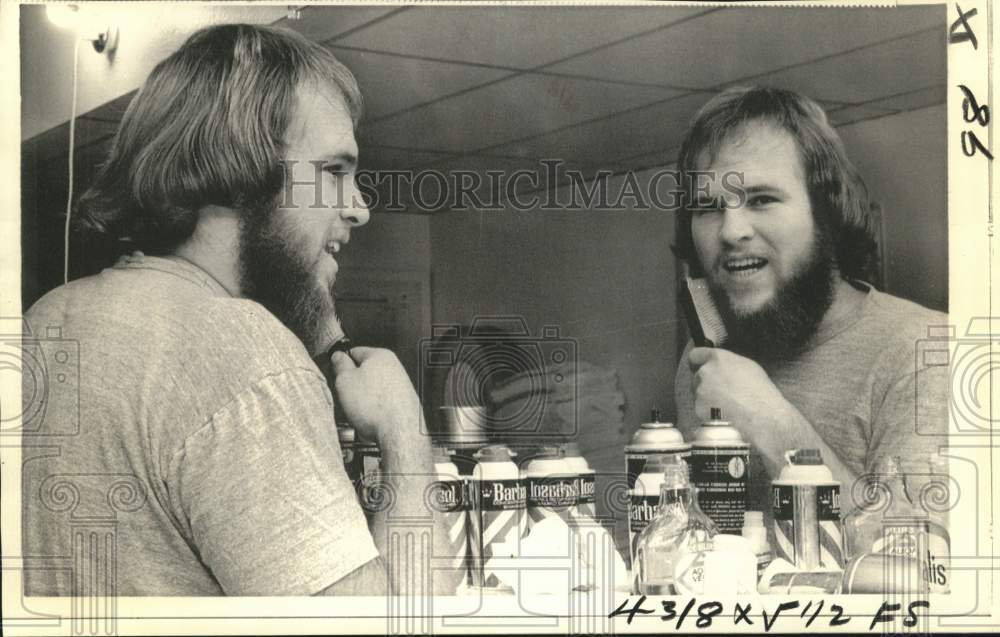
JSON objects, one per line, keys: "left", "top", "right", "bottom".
{"left": 828, "top": 288, "right": 948, "bottom": 388}
{"left": 863, "top": 289, "right": 948, "bottom": 362}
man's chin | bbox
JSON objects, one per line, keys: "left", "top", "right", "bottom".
{"left": 719, "top": 289, "right": 773, "bottom": 319}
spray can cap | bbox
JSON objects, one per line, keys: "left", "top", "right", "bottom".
{"left": 790, "top": 449, "right": 823, "bottom": 465}
{"left": 532, "top": 446, "right": 562, "bottom": 460}
{"left": 474, "top": 444, "right": 517, "bottom": 462}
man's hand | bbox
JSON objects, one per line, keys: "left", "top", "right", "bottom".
{"left": 688, "top": 347, "right": 793, "bottom": 459}
{"left": 329, "top": 347, "right": 423, "bottom": 446}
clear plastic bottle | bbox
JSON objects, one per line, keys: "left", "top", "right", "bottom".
{"left": 633, "top": 455, "right": 717, "bottom": 595}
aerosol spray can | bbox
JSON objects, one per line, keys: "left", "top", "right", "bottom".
{"left": 337, "top": 424, "right": 362, "bottom": 488}
{"left": 471, "top": 445, "right": 526, "bottom": 587}
{"left": 439, "top": 406, "right": 489, "bottom": 475}
{"left": 689, "top": 407, "right": 750, "bottom": 534}
{"left": 629, "top": 456, "right": 667, "bottom": 574}
{"left": 560, "top": 442, "right": 597, "bottom": 522}
{"left": 625, "top": 409, "right": 690, "bottom": 491}
{"left": 356, "top": 437, "right": 382, "bottom": 520}
{"left": 772, "top": 448, "right": 844, "bottom": 570}
{"left": 523, "top": 447, "right": 573, "bottom": 530}
{"left": 433, "top": 446, "right": 471, "bottom": 591}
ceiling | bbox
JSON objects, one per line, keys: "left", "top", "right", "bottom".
{"left": 34, "top": 4, "right": 946, "bottom": 213}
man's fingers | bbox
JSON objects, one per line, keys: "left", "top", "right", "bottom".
{"left": 329, "top": 350, "right": 357, "bottom": 375}
{"left": 688, "top": 346, "right": 714, "bottom": 372}
{"left": 344, "top": 346, "right": 381, "bottom": 362}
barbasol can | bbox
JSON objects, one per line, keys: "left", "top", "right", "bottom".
{"left": 560, "top": 442, "right": 597, "bottom": 523}
{"left": 625, "top": 409, "right": 690, "bottom": 491}
{"left": 432, "top": 446, "right": 471, "bottom": 591}
{"left": 629, "top": 455, "right": 667, "bottom": 579}
{"left": 772, "top": 448, "right": 844, "bottom": 570}
{"left": 523, "top": 447, "right": 574, "bottom": 530}
{"left": 471, "top": 445, "right": 526, "bottom": 587}
{"left": 689, "top": 407, "right": 750, "bottom": 534}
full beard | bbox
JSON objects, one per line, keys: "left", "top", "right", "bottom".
{"left": 709, "top": 225, "right": 837, "bottom": 361}
{"left": 237, "top": 199, "right": 333, "bottom": 355}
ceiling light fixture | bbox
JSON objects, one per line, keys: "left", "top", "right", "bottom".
{"left": 46, "top": 3, "right": 119, "bottom": 55}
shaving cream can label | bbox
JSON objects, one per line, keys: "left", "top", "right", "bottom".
{"left": 689, "top": 446, "right": 749, "bottom": 534}
{"left": 772, "top": 483, "right": 844, "bottom": 569}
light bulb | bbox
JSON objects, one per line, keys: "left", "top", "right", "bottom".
{"left": 46, "top": 4, "right": 80, "bottom": 30}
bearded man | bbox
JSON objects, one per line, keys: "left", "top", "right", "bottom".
{"left": 672, "top": 86, "right": 949, "bottom": 513}
{"left": 23, "top": 24, "right": 453, "bottom": 596}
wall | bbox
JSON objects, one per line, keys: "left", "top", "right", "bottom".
{"left": 20, "top": 4, "right": 287, "bottom": 140}
{"left": 837, "top": 105, "right": 948, "bottom": 312}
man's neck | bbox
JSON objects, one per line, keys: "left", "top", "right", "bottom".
{"left": 170, "top": 206, "right": 243, "bottom": 297}
{"left": 813, "top": 276, "right": 869, "bottom": 342}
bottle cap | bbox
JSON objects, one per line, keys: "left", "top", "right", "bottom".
{"left": 658, "top": 455, "right": 690, "bottom": 489}
{"left": 741, "top": 513, "right": 769, "bottom": 549}
{"left": 742, "top": 511, "right": 764, "bottom": 528}
{"left": 474, "top": 444, "right": 516, "bottom": 462}
{"left": 791, "top": 449, "right": 823, "bottom": 465}
{"left": 873, "top": 455, "right": 904, "bottom": 475}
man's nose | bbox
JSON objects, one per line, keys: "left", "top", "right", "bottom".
{"left": 718, "top": 207, "right": 754, "bottom": 245}
{"left": 339, "top": 179, "right": 370, "bottom": 227}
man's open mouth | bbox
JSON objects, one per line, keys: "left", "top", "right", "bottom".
{"left": 723, "top": 257, "right": 768, "bottom": 276}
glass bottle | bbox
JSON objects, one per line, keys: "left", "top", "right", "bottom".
{"left": 844, "top": 456, "right": 928, "bottom": 561}
{"left": 633, "top": 456, "right": 717, "bottom": 595}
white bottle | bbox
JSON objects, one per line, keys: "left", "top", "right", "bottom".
{"left": 741, "top": 511, "right": 774, "bottom": 591}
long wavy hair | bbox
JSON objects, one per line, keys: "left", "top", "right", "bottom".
{"left": 74, "top": 24, "right": 363, "bottom": 254}
{"left": 674, "top": 86, "right": 879, "bottom": 285}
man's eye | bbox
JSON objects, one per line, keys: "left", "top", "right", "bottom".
{"left": 748, "top": 195, "right": 777, "bottom": 207}
{"left": 324, "top": 165, "right": 348, "bottom": 177}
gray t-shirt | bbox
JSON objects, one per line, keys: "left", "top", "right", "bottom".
{"left": 674, "top": 284, "right": 950, "bottom": 514}
{"left": 22, "top": 253, "right": 377, "bottom": 595}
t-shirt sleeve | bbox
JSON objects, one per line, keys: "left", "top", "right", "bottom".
{"left": 168, "top": 368, "right": 378, "bottom": 595}
{"left": 868, "top": 361, "right": 950, "bottom": 478}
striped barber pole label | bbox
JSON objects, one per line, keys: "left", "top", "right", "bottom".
{"left": 773, "top": 484, "right": 843, "bottom": 568}
{"left": 430, "top": 478, "right": 470, "bottom": 573}
{"left": 817, "top": 485, "right": 844, "bottom": 568}
{"left": 475, "top": 478, "right": 527, "bottom": 569}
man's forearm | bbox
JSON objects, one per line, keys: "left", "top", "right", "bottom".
{"left": 369, "top": 431, "right": 461, "bottom": 595}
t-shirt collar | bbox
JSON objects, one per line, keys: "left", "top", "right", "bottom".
{"left": 113, "top": 251, "right": 234, "bottom": 297}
